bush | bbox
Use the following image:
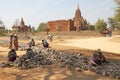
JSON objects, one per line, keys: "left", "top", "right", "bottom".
{"left": 0, "top": 29, "right": 7, "bottom": 36}
{"left": 95, "top": 19, "right": 107, "bottom": 32}
{"left": 37, "top": 23, "right": 47, "bottom": 32}
{"left": 87, "top": 25, "right": 95, "bottom": 30}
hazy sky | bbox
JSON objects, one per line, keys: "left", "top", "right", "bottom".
{"left": 0, "top": 0, "right": 116, "bottom": 29}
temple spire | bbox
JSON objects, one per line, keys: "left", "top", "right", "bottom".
{"left": 20, "top": 17, "right": 25, "bottom": 25}
{"left": 77, "top": 4, "right": 79, "bottom": 10}
{"left": 75, "top": 4, "right": 81, "bottom": 18}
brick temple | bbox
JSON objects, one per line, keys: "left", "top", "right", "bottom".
{"left": 12, "top": 18, "right": 31, "bottom": 33}
{"left": 47, "top": 5, "right": 87, "bottom": 31}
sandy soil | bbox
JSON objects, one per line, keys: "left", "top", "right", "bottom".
{"left": 54, "top": 35, "right": 120, "bottom": 54}
{"left": 0, "top": 65, "right": 114, "bottom": 80}
{"left": 0, "top": 34, "right": 120, "bottom": 80}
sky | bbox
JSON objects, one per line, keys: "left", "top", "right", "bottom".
{"left": 0, "top": 0, "right": 116, "bottom": 30}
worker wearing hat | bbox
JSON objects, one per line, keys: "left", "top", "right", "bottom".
{"left": 9, "top": 33, "right": 13, "bottom": 49}
{"left": 41, "top": 39, "right": 49, "bottom": 48}
{"left": 13, "top": 34, "right": 18, "bottom": 50}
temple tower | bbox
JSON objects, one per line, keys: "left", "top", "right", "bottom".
{"left": 20, "top": 17, "right": 25, "bottom": 28}
{"left": 73, "top": 4, "right": 87, "bottom": 30}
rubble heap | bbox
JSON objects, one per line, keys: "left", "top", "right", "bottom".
{"left": 0, "top": 46, "right": 120, "bottom": 79}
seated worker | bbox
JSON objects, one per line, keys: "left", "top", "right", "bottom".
{"left": 47, "top": 34, "right": 53, "bottom": 42}
{"left": 25, "top": 43, "right": 34, "bottom": 59}
{"left": 42, "top": 39, "right": 49, "bottom": 48}
{"left": 88, "top": 49, "right": 106, "bottom": 66}
{"left": 96, "top": 49, "right": 106, "bottom": 63}
{"left": 29, "top": 38, "right": 35, "bottom": 47}
{"left": 8, "top": 49, "right": 18, "bottom": 62}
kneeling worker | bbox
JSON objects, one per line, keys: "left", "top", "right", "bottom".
{"left": 42, "top": 39, "right": 49, "bottom": 48}
{"left": 8, "top": 49, "right": 18, "bottom": 62}
{"left": 88, "top": 49, "right": 106, "bottom": 66}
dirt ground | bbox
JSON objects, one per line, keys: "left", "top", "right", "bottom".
{"left": 0, "top": 31, "right": 120, "bottom": 80}
{"left": 55, "top": 36, "right": 120, "bottom": 54}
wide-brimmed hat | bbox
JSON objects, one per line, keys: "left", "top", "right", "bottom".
{"left": 41, "top": 38, "right": 45, "bottom": 41}
{"left": 14, "top": 34, "right": 17, "bottom": 36}
{"left": 97, "top": 49, "right": 101, "bottom": 52}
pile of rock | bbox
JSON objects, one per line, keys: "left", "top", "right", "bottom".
{"left": 32, "top": 46, "right": 89, "bottom": 68}
{"left": 23, "top": 46, "right": 120, "bottom": 79}
{"left": 18, "top": 43, "right": 27, "bottom": 51}
{"left": 9, "top": 46, "right": 88, "bottom": 69}
{"left": 0, "top": 62, "right": 14, "bottom": 68}
{"left": 14, "top": 49, "right": 52, "bottom": 69}
{"left": 0, "top": 46, "right": 120, "bottom": 79}
{"left": 94, "top": 60, "right": 120, "bottom": 79}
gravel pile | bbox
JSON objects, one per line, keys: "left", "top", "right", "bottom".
{"left": 0, "top": 46, "right": 120, "bottom": 79}
{"left": 93, "top": 60, "right": 120, "bottom": 79}
{"left": 14, "top": 54, "right": 52, "bottom": 69}
{"left": 18, "top": 43, "right": 27, "bottom": 51}
{"left": 0, "top": 46, "right": 88, "bottom": 69}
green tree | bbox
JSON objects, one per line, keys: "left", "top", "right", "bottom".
{"left": 95, "top": 19, "right": 107, "bottom": 32}
{"left": 31, "top": 27, "right": 36, "bottom": 35}
{"left": 0, "top": 18, "right": 6, "bottom": 36}
{"left": 108, "top": 18, "right": 116, "bottom": 30}
{"left": 37, "top": 23, "right": 47, "bottom": 32}
{"left": 113, "top": 0, "right": 120, "bottom": 29}
{"left": 87, "top": 24, "right": 95, "bottom": 30}
{"left": 0, "top": 19, "right": 5, "bottom": 27}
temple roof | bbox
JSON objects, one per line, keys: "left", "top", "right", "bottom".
{"left": 75, "top": 4, "right": 81, "bottom": 17}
